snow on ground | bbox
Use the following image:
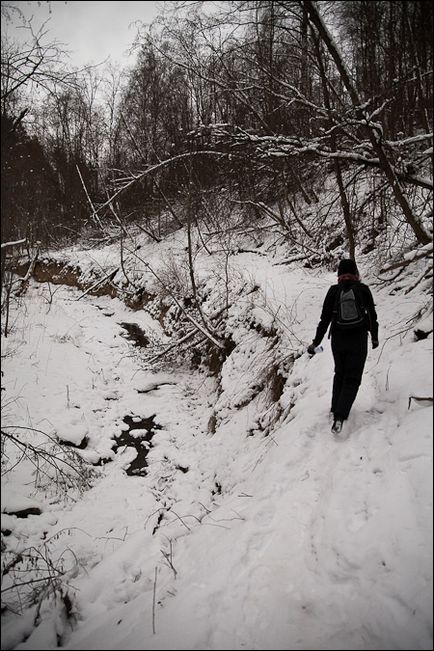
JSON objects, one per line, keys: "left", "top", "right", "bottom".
{"left": 1, "top": 249, "right": 432, "bottom": 651}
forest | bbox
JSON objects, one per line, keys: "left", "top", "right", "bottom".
{"left": 2, "top": 1, "right": 432, "bottom": 254}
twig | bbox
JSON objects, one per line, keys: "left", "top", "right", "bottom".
{"left": 152, "top": 567, "right": 158, "bottom": 635}
{"left": 161, "top": 541, "right": 177, "bottom": 579}
{"left": 75, "top": 268, "right": 119, "bottom": 301}
{"left": 76, "top": 164, "right": 104, "bottom": 230}
{"left": 170, "top": 510, "right": 191, "bottom": 531}
{"left": 147, "top": 330, "right": 204, "bottom": 364}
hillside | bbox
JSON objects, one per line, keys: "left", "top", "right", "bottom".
{"left": 1, "top": 218, "right": 432, "bottom": 650}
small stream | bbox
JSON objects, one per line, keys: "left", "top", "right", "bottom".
{"left": 112, "top": 415, "right": 162, "bottom": 476}
{"left": 119, "top": 322, "right": 150, "bottom": 347}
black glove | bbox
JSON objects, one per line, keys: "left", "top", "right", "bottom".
{"left": 372, "top": 339, "right": 379, "bottom": 349}
{"left": 307, "top": 343, "right": 316, "bottom": 355}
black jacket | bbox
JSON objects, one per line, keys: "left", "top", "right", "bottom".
{"left": 313, "top": 280, "right": 379, "bottom": 346}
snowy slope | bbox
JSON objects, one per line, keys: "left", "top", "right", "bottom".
{"left": 1, "top": 246, "right": 432, "bottom": 650}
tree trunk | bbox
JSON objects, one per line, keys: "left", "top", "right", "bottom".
{"left": 303, "top": 0, "right": 431, "bottom": 246}
{"left": 312, "top": 30, "right": 356, "bottom": 260}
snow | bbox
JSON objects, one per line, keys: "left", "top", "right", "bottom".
{"left": 1, "top": 243, "right": 432, "bottom": 650}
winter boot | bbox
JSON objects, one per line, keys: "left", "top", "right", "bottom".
{"left": 331, "top": 419, "right": 344, "bottom": 434}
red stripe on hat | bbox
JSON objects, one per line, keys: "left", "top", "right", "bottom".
{"left": 338, "top": 273, "right": 359, "bottom": 283}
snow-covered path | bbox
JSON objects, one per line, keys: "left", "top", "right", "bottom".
{"left": 1, "top": 266, "right": 432, "bottom": 650}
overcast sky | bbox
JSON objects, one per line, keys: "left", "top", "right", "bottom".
{"left": 2, "top": 1, "right": 165, "bottom": 67}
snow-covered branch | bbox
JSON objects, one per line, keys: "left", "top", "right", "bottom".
{"left": 1, "top": 238, "right": 26, "bottom": 249}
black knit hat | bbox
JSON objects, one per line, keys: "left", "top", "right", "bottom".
{"left": 337, "top": 259, "right": 359, "bottom": 276}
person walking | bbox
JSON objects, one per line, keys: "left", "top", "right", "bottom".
{"left": 307, "top": 259, "right": 379, "bottom": 434}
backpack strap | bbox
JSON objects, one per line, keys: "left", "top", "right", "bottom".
{"left": 328, "top": 285, "right": 341, "bottom": 338}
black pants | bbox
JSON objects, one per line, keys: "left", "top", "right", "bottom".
{"left": 331, "top": 331, "right": 368, "bottom": 420}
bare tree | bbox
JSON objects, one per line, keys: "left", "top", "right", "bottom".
{"left": 303, "top": 0, "right": 431, "bottom": 246}
{"left": 1, "top": 14, "right": 77, "bottom": 119}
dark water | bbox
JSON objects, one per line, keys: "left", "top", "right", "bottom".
{"left": 112, "top": 414, "right": 162, "bottom": 476}
{"left": 119, "top": 322, "right": 149, "bottom": 347}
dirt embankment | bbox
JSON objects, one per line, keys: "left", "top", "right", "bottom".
{"left": 10, "top": 257, "right": 166, "bottom": 317}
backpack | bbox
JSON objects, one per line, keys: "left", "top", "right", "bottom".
{"left": 333, "top": 286, "right": 367, "bottom": 330}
